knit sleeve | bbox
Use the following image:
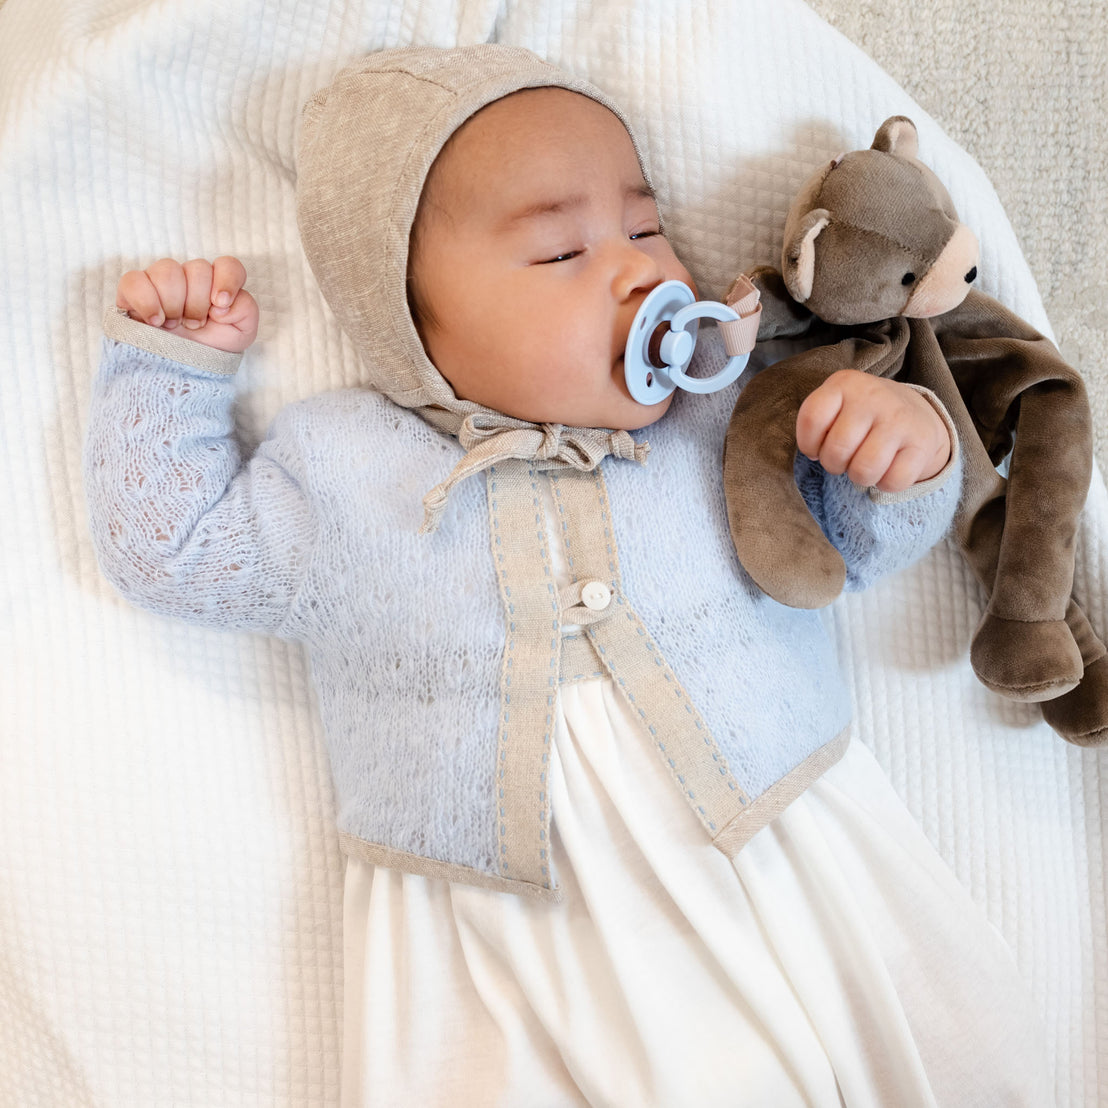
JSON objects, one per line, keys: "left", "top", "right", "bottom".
{"left": 84, "top": 333, "right": 316, "bottom": 636}
{"left": 795, "top": 388, "right": 964, "bottom": 592}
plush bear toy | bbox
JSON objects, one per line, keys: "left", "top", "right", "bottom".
{"left": 722, "top": 115, "right": 1108, "bottom": 746}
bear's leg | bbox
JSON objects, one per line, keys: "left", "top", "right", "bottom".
{"left": 970, "top": 613, "right": 1083, "bottom": 701}
{"left": 968, "top": 383, "right": 1092, "bottom": 700}
{"left": 962, "top": 494, "right": 1084, "bottom": 700}
{"left": 1039, "top": 600, "right": 1108, "bottom": 746}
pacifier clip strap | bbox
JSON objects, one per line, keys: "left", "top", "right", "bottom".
{"left": 718, "top": 274, "right": 762, "bottom": 358}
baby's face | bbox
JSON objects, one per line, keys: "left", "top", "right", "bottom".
{"left": 409, "top": 87, "right": 694, "bottom": 430}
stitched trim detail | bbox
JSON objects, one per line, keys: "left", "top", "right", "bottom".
{"left": 558, "top": 633, "right": 605, "bottom": 683}
{"left": 486, "top": 461, "right": 560, "bottom": 891}
{"left": 102, "top": 306, "right": 243, "bottom": 375}
{"left": 338, "top": 834, "right": 562, "bottom": 903}
{"left": 711, "top": 728, "right": 850, "bottom": 854}
{"left": 551, "top": 468, "right": 751, "bottom": 837}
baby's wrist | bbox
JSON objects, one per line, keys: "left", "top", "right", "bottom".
{"left": 910, "top": 384, "right": 956, "bottom": 480}
{"left": 920, "top": 417, "right": 952, "bottom": 481}
{"left": 870, "top": 383, "right": 959, "bottom": 503}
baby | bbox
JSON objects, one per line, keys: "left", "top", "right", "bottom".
{"left": 87, "top": 45, "right": 1051, "bottom": 1107}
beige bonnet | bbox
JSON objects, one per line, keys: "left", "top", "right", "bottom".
{"left": 296, "top": 44, "right": 653, "bottom": 529}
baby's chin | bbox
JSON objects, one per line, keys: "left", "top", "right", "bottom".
{"left": 604, "top": 391, "right": 674, "bottom": 431}
{"left": 524, "top": 393, "right": 673, "bottom": 431}
{"left": 602, "top": 365, "right": 676, "bottom": 430}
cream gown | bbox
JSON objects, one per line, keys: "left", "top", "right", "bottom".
{"left": 340, "top": 490, "right": 1053, "bottom": 1108}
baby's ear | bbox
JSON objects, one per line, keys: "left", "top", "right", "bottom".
{"left": 782, "top": 209, "right": 830, "bottom": 304}
{"left": 871, "top": 115, "right": 919, "bottom": 159}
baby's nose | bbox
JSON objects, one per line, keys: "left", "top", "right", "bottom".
{"left": 614, "top": 245, "right": 663, "bottom": 298}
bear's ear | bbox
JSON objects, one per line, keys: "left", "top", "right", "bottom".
{"left": 871, "top": 115, "right": 919, "bottom": 159}
{"left": 782, "top": 209, "right": 831, "bottom": 303}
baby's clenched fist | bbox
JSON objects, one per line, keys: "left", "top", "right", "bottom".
{"left": 796, "top": 369, "right": 951, "bottom": 493}
{"left": 116, "top": 256, "right": 258, "bottom": 354}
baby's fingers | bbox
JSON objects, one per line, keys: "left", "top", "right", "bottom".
{"left": 797, "top": 379, "right": 875, "bottom": 475}
{"left": 873, "top": 444, "right": 930, "bottom": 492}
{"left": 845, "top": 430, "right": 903, "bottom": 488}
{"left": 796, "top": 378, "right": 845, "bottom": 461}
{"left": 205, "top": 286, "right": 260, "bottom": 351}
{"left": 178, "top": 258, "right": 215, "bottom": 330}
{"left": 209, "top": 256, "right": 248, "bottom": 316}
{"left": 116, "top": 260, "right": 184, "bottom": 327}
{"left": 116, "top": 269, "right": 163, "bottom": 326}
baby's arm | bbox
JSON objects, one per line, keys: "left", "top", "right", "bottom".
{"left": 794, "top": 369, "right": 962, "bottom": 589}
{"left": 85, "top": 258, "right": 316, "bottom": 635}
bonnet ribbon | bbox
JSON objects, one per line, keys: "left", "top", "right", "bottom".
{"left": 420, "top": 412, "right": 649, "bottom": 533}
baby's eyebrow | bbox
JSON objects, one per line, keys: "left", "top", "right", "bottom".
{"left": 500, "top": 183, "right": 657, "bottom": 226}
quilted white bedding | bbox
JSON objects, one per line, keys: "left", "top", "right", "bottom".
{"left": 0, "top": 0, "right": 1104, "bottom": 1103}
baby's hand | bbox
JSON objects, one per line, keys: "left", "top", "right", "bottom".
{"left": 115, "top": 256, "right": 259, "bottom": 354}
{"left": 797, "top": 369, "right": 951, "bottom": 493}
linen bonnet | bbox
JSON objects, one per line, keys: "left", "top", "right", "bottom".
{"left": 296, "top": 44, "right": 653, "bottom": 529}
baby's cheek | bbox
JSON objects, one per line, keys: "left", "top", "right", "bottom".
{"left": 663, "top": 247, "right": 696, "bottom": 295}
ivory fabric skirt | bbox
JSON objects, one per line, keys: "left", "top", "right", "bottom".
{"left": 341, "top": 677, "right": 1053, "bottom": 1108}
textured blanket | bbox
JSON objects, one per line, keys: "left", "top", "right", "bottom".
{"left": 0, "top": 0, "right": 1104, "bottom": 1103}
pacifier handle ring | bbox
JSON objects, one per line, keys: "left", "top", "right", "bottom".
{"left": 622, "top": 280, "right": 757, "bottom": 405}
{"left": 663, "top": 302, "right": 749, "bottom": 395}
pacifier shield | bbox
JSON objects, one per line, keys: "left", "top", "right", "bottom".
{"left": 624, "top": 280, "right": 752, "bottom": 405}
{"left": 623, "top": 281, "right": 696, "bottom": 405}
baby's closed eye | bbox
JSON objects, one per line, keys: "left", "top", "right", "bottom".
{"left": 535, "top": 228, "right": 661, "bottom": 264}
{"left": 536, "top": 250, "right": 583, "bottom": 265}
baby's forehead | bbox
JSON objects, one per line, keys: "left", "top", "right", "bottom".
{"left": 423, "top": 87, "right": 645, "bottom": 210}
{"left": 462, "top": 89, "right": 632, "bottom": 164}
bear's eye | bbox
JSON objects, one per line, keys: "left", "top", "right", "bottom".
{"left": 965, "top": 266, "right": 978, "bottom": 283}
{"left": 901, "top": 272, "right": 916, "bottom": 286}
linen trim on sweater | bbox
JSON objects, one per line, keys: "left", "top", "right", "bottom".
{"left": 102, "top": 306, "right": 243, "bottom": 376}
{"left": 485, "top": 459, "right": 562, "bottom": 893}
{"left": 712, "top": 727, "right": 851, "bottom": 853}
{"left": 550, "top": 468, "right": 756, "bottom": 837}
{"left": 337, "top": 835, "right": 562, "bottom": 903}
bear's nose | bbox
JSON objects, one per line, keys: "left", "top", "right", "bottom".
{"left": 965, "top": 266, "right": 978, "bottom": 283}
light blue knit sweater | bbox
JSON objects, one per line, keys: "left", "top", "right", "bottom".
{"left": 84, "top": 330, "right": 962, "bottom": 896}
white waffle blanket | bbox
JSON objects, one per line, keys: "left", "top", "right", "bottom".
{"left": 1, "top": 0, "right": 1104, "bottom": 1103}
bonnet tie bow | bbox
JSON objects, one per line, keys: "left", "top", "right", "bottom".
{"left": 420, "top": 412, "right": 650, "bottom": 533}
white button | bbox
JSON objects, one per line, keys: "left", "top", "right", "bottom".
{"left": 581, "top": 581, "right": 612, "bottom": 611}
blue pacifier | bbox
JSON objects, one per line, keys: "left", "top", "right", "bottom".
{"left": 623, "top": 279, "right": 759, "bottom": 405}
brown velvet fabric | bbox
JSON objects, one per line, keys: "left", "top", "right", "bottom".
{"left": 723, "top": 113, "right": 1105, "bottom": 745}
{"left": 908, "top": 293, "right": 1108, "bottom": 739}
{"left": 723, "top": 281, "right": 1107, "bottom": 745}
{"left": 723, "top": 315, "right": 910, "bottom": 609}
